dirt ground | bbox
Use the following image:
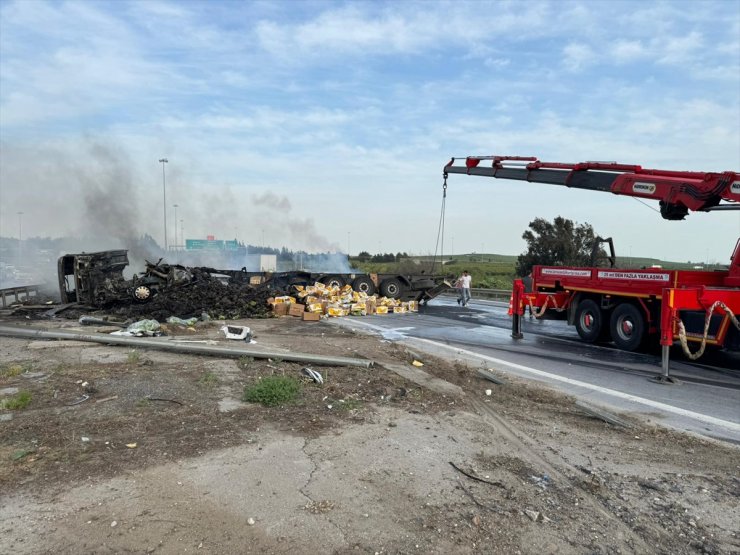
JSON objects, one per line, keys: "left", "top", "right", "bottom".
{"left": 0, "top": 314, "right": 738, "bottom": 554}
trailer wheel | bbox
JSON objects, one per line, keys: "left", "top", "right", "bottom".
{"left": 379, "top": 277, "right": 405, "bottom": 299}
{"left": 574, "top": 299, "right": 604, "bottom": 343}
{"left": 321, "top": 275, "right": 346, "bottom": 288}
{"left": 352, "top": 276, "right": 376, "bottom": 296}
{"left": 610, "top": 303, "right": 645, "bottom": 351}
{"left": 133, "top": 285, "right": 152, "bottom": 303}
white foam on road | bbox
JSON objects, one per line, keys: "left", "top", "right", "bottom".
{"left": 346, "top": 319, "right": 740, "bottom": 433}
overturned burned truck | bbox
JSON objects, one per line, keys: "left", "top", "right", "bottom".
{"left": 58, "top": 250, "right": 450, "bottom": 308}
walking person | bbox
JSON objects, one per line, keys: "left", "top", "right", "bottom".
{"left": 457, "top": 270, "right": 472, "bottom": 307}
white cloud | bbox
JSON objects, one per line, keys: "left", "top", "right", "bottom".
{"left": 562, "top": 42, "right": 596, "bottom": 71}
{"left": 610, "top": 40, "right": 647, "bottom": 63}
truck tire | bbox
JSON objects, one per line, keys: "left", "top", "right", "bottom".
{"left": 379, "top": 277, "right": 405, "bottom": 299}
{"left": 352, "top": 276, "right": 376, "bottom": 296}
{"left": 132, "top": 285, "right": 152, "bottom": 303}
{"left": 321, "top": 275, "right": 346, "bottom": 288}
{"left": 610, "top": 303, "right": 646, "bottom": 351}
{"left": 574, "top": 299, "right": 604, "bottom": 343}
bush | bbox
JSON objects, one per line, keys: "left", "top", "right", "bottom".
{"left": 243, "top": 376, "right": 301, "bottom": 406}
{"left": 1, "top": 390, "right": 32, "bottom": 410}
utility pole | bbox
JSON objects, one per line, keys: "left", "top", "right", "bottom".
{"left": 173, "top": 204, "right": 179, "bottom": 249}
{"left": 17, "top": 211, "right": 23, "bottom": 267}
{"left": 159, "top": 158, "right": 168, "bottom": 249}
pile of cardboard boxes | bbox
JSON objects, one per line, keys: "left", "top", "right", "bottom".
{"left": 269, "top": 283, "right": 419, "bottom": 321}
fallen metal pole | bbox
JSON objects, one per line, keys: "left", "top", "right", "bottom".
{"left": 0, "top": 325, "right": 374, "bottom": 368}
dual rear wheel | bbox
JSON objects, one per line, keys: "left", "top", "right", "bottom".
{"left": 574, "top": 299, "right": 646, "bottom": 351}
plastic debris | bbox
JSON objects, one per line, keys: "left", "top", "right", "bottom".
{"left": 412, "top": 360, "right": 424, "bottom": 367}
{"left": 125, "top": 443, "right": 137, "bottom": 448}
{"left": 167, "top": 316, "right": 199, "bottom": 326}
{"left": 111, "top": 319, "right": 162, "bottom": 337}
{"left": 220, "top": 325, "right": 252, "bottom": 341}
{"left": 301, "top": 367, "right": 324, "bottom": 384}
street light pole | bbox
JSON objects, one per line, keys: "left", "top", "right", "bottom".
{"left": 159, "top": 158, "right": 168, "bottom": 250}
{"left": 17, "top": 211, "right": 23, "bottom": 266}
{"left": 173, "top": 204, "right": 179, "bottom": 249}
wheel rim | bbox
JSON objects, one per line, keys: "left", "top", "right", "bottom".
{"left": 134, "top": 286, "right": 151, "bottom": 300}
{"left": 616, "top": 315, "right": 634, "bottom": 341}
{"left": 580, "top": 311, "right": 595, "bottom": 331}
{"left": 386, "top": 283, "right": 399, "bottom": 295}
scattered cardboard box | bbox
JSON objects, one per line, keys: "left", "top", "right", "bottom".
{"left": 288, "top": 303, "right": 306, "bottom": 317}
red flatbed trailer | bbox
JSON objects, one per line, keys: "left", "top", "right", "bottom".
{"left": 444, "top": 155, "right": 740, "bottom": 379}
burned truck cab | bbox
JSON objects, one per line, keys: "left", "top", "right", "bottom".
{"left": 58, "top": 250, "right": 131, "bottom": 305}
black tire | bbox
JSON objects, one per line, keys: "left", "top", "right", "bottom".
{"left": 610, "top": 303, "right": 646, "bottom": 351}
{"left": 379, "top": 277, "right": 405, "bottom": 299}
{"left": 321, "top": 275, "right": 346, "bottom": 288}
{"left": 352, "top": 276, "right": 376, "bottom": 296}
{"left": 574, "top": 299, "right": 604, "bottom": 343}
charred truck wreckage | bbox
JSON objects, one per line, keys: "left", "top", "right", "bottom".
{"left": 57, "top": 250, "right": 450, "bottom": 319}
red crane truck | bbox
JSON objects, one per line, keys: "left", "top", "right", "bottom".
{"left": 443, "top": 155, "right": 740, "bottom": 380}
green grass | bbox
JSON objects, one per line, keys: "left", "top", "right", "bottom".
{"left": 198, "top": 371, "right": 219, "bottom": 387}
{"left": 127, "top": 350, "right": 141, "bottom": 364}
{"left": 237, "top": 356, "right": 254, "bottom": 370}
{"left": 1, "top": 390, "right": 32, "bottom": 410}
{"left": 243, "top": 376, "right": 302, "bottom": 407}
{"left": 351, "top": 255, "right": 518, "bottom": 289}
{"left": 336, "top": 398, "right": 362, "bottom": 411}
{"left": 0, "top": 362, "right": 31, "bottom": 379}
{"left": 351, "top": 251, "right": 724, "bottom": 290}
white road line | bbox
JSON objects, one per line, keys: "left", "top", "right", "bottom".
{"left": 345, "top": 319, "right": 740, "bottom": 433}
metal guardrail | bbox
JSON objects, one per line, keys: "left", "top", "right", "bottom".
{"left": 0, "top": 284, "right": 41, "bottom": 308}
{"left": 441, "top": 287, "right": 512, "bottom": 302}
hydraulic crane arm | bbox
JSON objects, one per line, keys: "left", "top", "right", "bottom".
{"left": 443, "top": 155, "right": 740, "bottom": 220}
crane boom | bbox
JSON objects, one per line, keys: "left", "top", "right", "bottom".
{"left": 443, "top": 155, "right": 740, "bottom": 220}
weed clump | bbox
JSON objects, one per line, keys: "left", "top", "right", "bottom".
{"left": 243, "top": 376, "right": 301, "bottom": 407}
{"left": 1, "top": 390, "right": 32, "bottom": 410}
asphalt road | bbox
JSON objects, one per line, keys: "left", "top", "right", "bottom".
{"left": 335, "top": 297, "right": 740, "bottom": 444}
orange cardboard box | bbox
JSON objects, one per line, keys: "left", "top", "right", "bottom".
{"left": 288, "top": 303, "right": 305, "bottom": 317}
{"left": 302, "top": 312, "right": 321, "bottom": 322}
{"left": 272, "top": 303, "right": 289, "bottom": 316}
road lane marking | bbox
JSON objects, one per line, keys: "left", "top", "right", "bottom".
{"left": 345, "top": 319, "right": 740, "bottom": 433}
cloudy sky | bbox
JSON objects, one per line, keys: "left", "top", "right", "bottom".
{"left": 1, "top": 0, "right": 738, "bottom": 262}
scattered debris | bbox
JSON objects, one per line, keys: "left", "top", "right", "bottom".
{"left": 301, "top": 367, "right": 324, "bottom": 384}
{"left": 78, "top": 316, "right": 126, "bottom": 327}
{"left": 412, "top": 360, "right": 424, "bottom": 367}
{"left": 271, "top": 283, "right": 420, "bottom": 319}
{"left": 66, "top": 394, "right": 90, "bottom": 406}
{"left": 112, "top": 319, "right": 162, "bottom": 337}
{"left": 95, "top": 395, "right": 119, "bottom": 403}
{"left": 167, "top": 316, "right": 199, "bottom": 327}
{"left": 525, "top": 509, "right": 540, "bottom": 522}
{"left": 247, "top": 518, "right": 256, "bottom": 526}
{"left": 575, "top": 400, "right": 631, "bottom": 428}
{"left": 476, "top": 368, "right": 506, "bottom": 385}
{"left": 448, "top": 462, "right": 506, "bottom": 488}
{"left": 125, "top": 443, "right": 137, "bottom": 449}
{"left": 220, "top": 325, "right": 252, "bottom": 341}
